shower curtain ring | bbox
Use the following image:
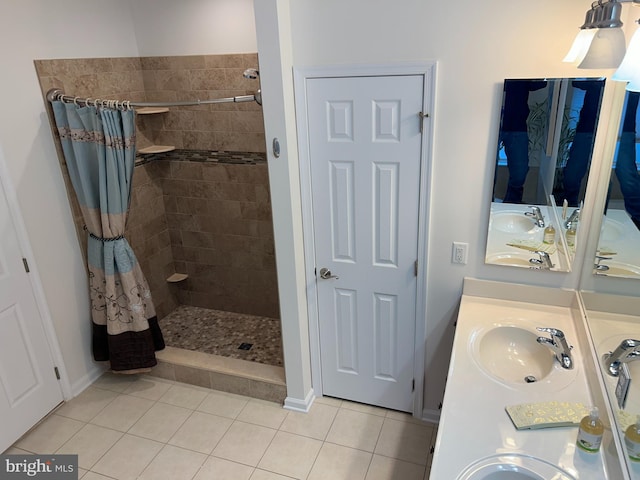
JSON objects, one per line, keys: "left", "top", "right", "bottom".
{"left": 73, "top": 97, "right": 80, "bottom": 107}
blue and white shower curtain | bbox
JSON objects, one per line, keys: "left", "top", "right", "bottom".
{"left": 52, "top": 102, "right": 164, "bottom": 372}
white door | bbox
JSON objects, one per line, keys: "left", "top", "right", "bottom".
{"left": 307, "top": 75, "right": 424, "bottom": 412}
{"left": 0, "top": 177, "right": 63, "bottom": 452}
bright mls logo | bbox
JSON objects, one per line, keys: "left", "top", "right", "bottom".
{"left": 0, "top": 455, "right": 77, "bottom": 480}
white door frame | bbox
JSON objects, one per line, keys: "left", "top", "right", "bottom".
{"left": 0, "top": 146, "right": 71, "bottom": 400}
{"left": 294, "top": 62, "right": 436, "bottom": 418}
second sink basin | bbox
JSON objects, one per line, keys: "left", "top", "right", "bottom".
{"left": 475, "top": 326, "right": 554, "bottom": 385}
{"left": 491, "top": 212, "right": 539, "bottom": 234}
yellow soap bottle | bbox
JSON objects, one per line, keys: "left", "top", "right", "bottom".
{"left": 543, "top": 224, "right": 556, "bottom": 245}
{"left": 577, "top": 407, "right": 604, "bottom": 453}
{"left": 625, "top": 416, "right": 640, "bottom": 461}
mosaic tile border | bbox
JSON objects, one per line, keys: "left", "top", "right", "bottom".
{"left": 136, "top": 149, "right": 266, "bottom": 166}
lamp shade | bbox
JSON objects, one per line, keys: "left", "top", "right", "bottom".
{"left": 614, "top": 27, "right": 640, "bottom": 82}
{"left": 578, "top": 27, "right": 627, "bottom": 69}
{"left": 563, "top": 29, "right": 597, "bottom": 64}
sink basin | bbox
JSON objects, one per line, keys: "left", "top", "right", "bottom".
{"left": 486, "top": 252, "right": 535, "bottom": 268}
{"left": 457, "top": 454, "right": 576, "bottom": 480}
{"left": 492, "top": 212, "right": 539, "bottom": 234}
{"left": 474, "top": 326, "right": 554, "bottom": 385}
{"left": 600, "top": 217, "right": 625, "bottom": 243}
{"left": 595, "top": 261, "right": 640, "bottom": 278}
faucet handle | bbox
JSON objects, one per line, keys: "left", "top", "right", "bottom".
{"left": 537, "top": 327, "right": 565, "bottom": 339}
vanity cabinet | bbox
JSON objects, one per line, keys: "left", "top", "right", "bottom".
{"left": 430, "top": 279, "right": 622, "bottom": 480}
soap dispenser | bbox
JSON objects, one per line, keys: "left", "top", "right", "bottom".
{"left": 625, "top": 416, "right": 640, "bottom": 461}
{"left": 543, "top": 224, "right": 556, "bottom": 245}
{"left": 577, "top": 407, "right": 604, "bottom": 453}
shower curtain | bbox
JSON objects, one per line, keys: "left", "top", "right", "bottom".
{"left": 51, "top": 101, "right": 164, "bottom": 372}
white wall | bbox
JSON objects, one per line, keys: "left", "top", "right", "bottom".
{"left": 0, "top": 0, "right": 260, "bottom": 395}
{"left": 1, "top": 0, "right": 627, "bottom": 416}
{"left": 131, "top": 0, "right": 257, "bottom": 56}
{"left": 0, "top": 0, "right": 140, "bottom": 393}
{"left": 286, "top": 0, "right": 616, "bottom": 415}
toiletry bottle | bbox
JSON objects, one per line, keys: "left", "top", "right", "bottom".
{"left": 577, "top": 407, "right": 604, "bottom": 453}
{"left": 625, "top": 416, "right": 640, "bottom": 461}
{"left": 566, "top": 224, "right": 577, "bottom": 247}
{"left": 543, "top": 224, "right": 556, "bottom": 245}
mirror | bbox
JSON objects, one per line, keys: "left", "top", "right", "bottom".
{"left": 594, "top": 90, "right": 640, "bottom": 279}
{"left": 581, "top": 292, "right": 640, "bottom": 479}
{"left": 486, "top": 78, "right": 606, "bottom": 272}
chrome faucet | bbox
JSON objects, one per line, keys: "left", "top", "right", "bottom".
{"left": 594, "top": 255, "right": 612, "bottom": 273}
{"left": 564, "top": 208, "right": 581, "bottom": 229}
{"left": 529, "top": 251, "right": 553, "bottom": 270}
{"left": 603, "top": 339, "right": 640, "bottom": 376}
{"left": 536, "top": 327, "right": 573, "bottom": 369}
{"left": 524, "top": 206, "right": 545, "bottom": 228}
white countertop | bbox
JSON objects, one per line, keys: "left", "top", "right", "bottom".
{"left": 430, "top": 292, "right": 610, "bottom": 479}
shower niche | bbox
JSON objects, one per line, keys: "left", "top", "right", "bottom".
{"left": 36, "top": 54, "right": 286, "bottom": 402}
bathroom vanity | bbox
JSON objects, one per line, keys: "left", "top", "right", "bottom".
{"left": 430, "top": 278, "right": 622, "bottom": 480}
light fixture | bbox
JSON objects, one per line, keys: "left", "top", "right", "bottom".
{"left": 564, "top": 0, "right": 629, "bottom": 69}
{"left": 614, "top": 20, "right": 640, "bottom": 90}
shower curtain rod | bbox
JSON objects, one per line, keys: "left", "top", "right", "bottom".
{"left": 46, "top": 88, "right": 262, "bottom": 108}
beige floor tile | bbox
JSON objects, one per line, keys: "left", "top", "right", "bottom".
{"left": 341, "top": 401, "right": 388, "bottom": 418}
{"left": 314, "top": 395, "right": 343, "bottom": 407}
{"left": 307, "top": 442, "right": 372, "bottom": 480}
{"left": 250, "top": 470, "right": 292, "bottom": 480}
{"left": 279, "top": 403, "right": 338, "bottom": 440}
{"left": 138, "top": 444, "right": 207, "bottom": 480}
{"left": 384, "top": 410, "right": 430, "bottom": 426}
{"left": 15, "top": 414, "right": 84, "bottom": 453}
{"left": 128, "top": 402, "right": 191, "bottom": 442}
{"left": 365, "top": 454, "right": 425, "bottom": 480}
{"left": 197, "top": 390, "right": 249, "bottom": 419}
{"left": 55, "top": 386, "right": 119, "bottom": 422}
{"left": 78, "top": 468, "right": 87, "bottom": 478}
{"left": 168, "top": 411, "right": 233, "bottom": 454}
{"left": 374, "top": 418, "right": 432, "bottom": 466}
{"left": 90, "top": 394, "right": 155, "bottom": 432}
{"left": 2, "top": 447, "right": 31, "bottom": 454}
{"left": 93, "top": 373, "right": 138, "bottom": 393}
{"left": 159, "top": 383, "right": 209, "bottom": 410}
{"left": 326, "top": 409, "right": 384, "bottom": 452}
{"left": 212, "top": 421, "right": 276, "bottom": 467}
{"left": 258, "top": 431, "right": 322, "bottom": 479}
{"left": 56, "top": 423, "right": 123, "bottom": 469}
{"left": 82, "top": 472, "right": 117, "bottom": 480}
{"left": 92, "top": 434, "right": 163, "bottom": 480}
{"left": 123, "top": 377, "right": 173, "bottom": 400}
{"left": 193, "top": 456, "right": 254, "bottom": 480}
{"left": 237, "top": 399, "right": 288, "bottom": 429}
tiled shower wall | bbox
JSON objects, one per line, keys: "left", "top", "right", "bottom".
{"left": 35, "top": 54, "right": 277, "bottom": 320}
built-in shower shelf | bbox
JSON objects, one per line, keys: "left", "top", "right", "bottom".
{"left": 136, "top": 107, "right": 170, "bottom": 115}
{"left": 166, "top": 273, "right": 189, "bottom": 283}
{"left": 138, "top": 145, "right": 176, "bottom": 155}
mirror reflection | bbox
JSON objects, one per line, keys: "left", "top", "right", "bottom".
{"left": 595, "top": 90, "right": 640, "bottom": 279}
{"left": 581, "top": 293, "right": 640, "bottom": 478}
{"left": 486, "top": 78, "right": 605, "bottom": 272}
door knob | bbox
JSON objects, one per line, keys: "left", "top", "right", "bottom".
{"left": 319, "top": 267, "right": 339, "bottom": 280}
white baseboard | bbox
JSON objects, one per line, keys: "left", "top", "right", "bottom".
{"left": 421, "top": 408, "right": 441, "bottom": 424}
{"left": 68, "top": 364, "right": 107, "bottom": 398}
{"left": 283, "top": 389, "right": 315, "bottom": 413}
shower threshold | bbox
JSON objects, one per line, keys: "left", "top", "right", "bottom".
{"left": 149, "top": 346, "right": 286, "bottom": 403}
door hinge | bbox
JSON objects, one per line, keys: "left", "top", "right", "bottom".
{"left": 54, "top": 367, "right": 61, "bottom": 380}
{"left": 412, "top": 379, "right": 415, "bottom": 392}
{"left": 22, "top": 258, "right": 30, "bottom": 273}
{"left": 438, "top": 402, "right": 443, "bottom": 410}
{"left": 414, "top": 260, "right": 418, "bottom": 277}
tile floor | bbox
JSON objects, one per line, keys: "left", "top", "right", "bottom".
{"left": 161, "top": 306, "right": 283, "bottom": 367}
{"left": 5, "top": 374, "right": 437, "bottom": 480}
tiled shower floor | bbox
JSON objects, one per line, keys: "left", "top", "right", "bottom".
{"left": 160, "top": 306, "right": 283, "bottom": 367}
